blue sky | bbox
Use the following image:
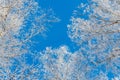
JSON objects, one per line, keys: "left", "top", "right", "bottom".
{"left": 35, "top": 1, "right": 117, "bottom": 79}
{"left": 33, "top": 0, "right": 83, "bottom": 52}
{"left": 1, "top": 0, "right": 120, "bottom": 79}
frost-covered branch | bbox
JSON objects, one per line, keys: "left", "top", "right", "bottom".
{"left": 67, "top": 0, "right": 120, "bottom": 79}
{"left": 41, "top": 46, "right": 74, "bottom": 80}
{"left": 0, "top": 0, "right": 59, "bottom": 79}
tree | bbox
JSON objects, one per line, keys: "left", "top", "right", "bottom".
{"left": 41, "top": 46, "right": 75, "bottom": 80}
{"left": 1, "top": 0, "right": 119, "bottom": 79}
{"left": 0, "top": 0, "right": 59, "bottom": 79}
{"left": 67, "top": 0, "right": 120, "bottom": 79}
{"left": 33, "top": 0, "right": 120, "bottom": 80}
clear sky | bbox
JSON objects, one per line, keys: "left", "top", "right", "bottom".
{"left": 1, "top": 0, "right": 119, "bottom": 79}
{"left": 35, "top": 1, "right": 115, "bottom": 79}
{"left": 33, "top": 0, "right": 84, "bottom": 52}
